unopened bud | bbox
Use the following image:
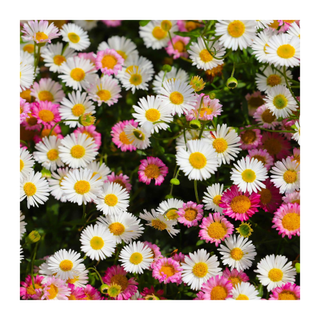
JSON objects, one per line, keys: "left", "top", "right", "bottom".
{"left": 41, "top": 167, "right": 51, "bottom": 178}
{"left": 190, "top": 119, "right": 201, "bottom": 129}
{"left": 226, "top": 76, "right": 238, "bottom": 89}
{"left": 165, "top": 194, "right": 174, "bottom": 200}
{"left": 170, "top": 178, "right": 180, "bottom": 185}
{"left": 295, "top": 262, "right": 300, "bottom": 273}
{"left": 100, "top": 284, "right": 109, "bottom": 294}
{"left": 208, "top": 91, "right": 216, "bottom": 99}
{"left": 162, "top": 64, "right": 172, "bottom": 73}
{"left": 28, "top": 231, "right": 41, "bottom": 243}
{"left": 79, "top": 113, "right": 95, "bottom": 126}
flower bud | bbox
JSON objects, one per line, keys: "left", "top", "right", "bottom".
{"left": 226, "top": 76, "right": 238, "bottom": 89}
{"left": 100, "top": 284, "right": 109, "bottom": 295}
{"left": 208, "top": 91, "right": 216, "bottom": 100}
{"left": 162, "top": 64, "right": 172, "bottom": 73}
{"left": 165, "top": 194, "right": 174, "bottom": 200}
{"left": 170, "top": 178, "right": 180, "bottom": 185}
{"left": 295, "top": 262, "right": 300, "bottom": 273}
{"left": 190, "top": 119, "right": 201, "bottom": 129}
{"left": 41, "top": 167, "right": 51, "bottom": 178}
{"left": 79, "top": 113, "right": 95, "bottom": 126}
{"left": 27, "top": 231, "right": 41, "bottom": 243}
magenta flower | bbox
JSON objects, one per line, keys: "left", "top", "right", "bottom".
{"left": 138, "top": 156, "right": 168, "bottom": 186}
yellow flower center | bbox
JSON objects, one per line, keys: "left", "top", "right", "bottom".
{"left": 199, "top": 107, "right": 213, "bottom": 118}
{"left": 130, "top": 252, "right": 143, "bottom": 265}
{"left": 20, "top": 159, "right": 24, "bottom": 172}
{"left": 252, "top": 155, "right": 266, "bottom": 165}
{"left": 173, "top": 40, "right": 185, "bottom": 52}
{"left": 207, "top": 222, "right": 227, "bottom": 239}
{"left": 38, "top": 90, "right": 54, "bottom": 102}
{"left": 278, "top": 291, "right": 297, "bottom": 300}
{"left": 119, "top": 131, "right": 134, "bottom": 145}
{"left": 184, "top": 208, "right": 198, "bottom": 221}
{"left": 47, "top": 149, "right": 59, "bottom": 161}
{"left": 70, "top": 145, "right": 85, "bottom": 158}
{"left": 20, "top": 89, "right": 32, "bottom": 102}
{"left": 151, "top": 219, "right": 167, "bottom": 231}
{"left": 152, "top": 26, "right": 167, "bottom": 40}
{"left": 96, "top": 89, "right": 111, "bottom": 102}
{"left": 248, "top": 96, "right": 265, "bottom": 108}
{"left": 144, "top": 164, "right": 160, "bottom": 179}
{"left": 230, "top": 195, "right": 251, "bottom": 214}
{"left": 236, "top": 294, "right": 249, "bottom": 300}
{"left": 241, "top": 169, "right": 256, "bottom": 183}
{"left": 227, "top": 20, "right": 246, "bottom": 38}
{"left": 192, "top": 262, "right": 208, "bottom": 278}
{"left": 282, "top": 212, "right": 300, "bottom": 231}
{"left": 262, "top": 138, "right": 282, "bottom": 156}
{"left": 213, "top": 195, "right": 222, "bottom": 206}
{"left": 229, "top": 276, "right": 242, "bottom": 287}
{"left": 267, "top": 74, "right": 282, "bottom": 87}
{"left": 261, "top": 109, "right": 276, "bottom": 123}
{"left": 107, "top": 283, "right": 122, "bottom": 297}
{"left": 41, "top": 128, "right": 57, "bottom": 138}
{"left": 68, "top": 32, "right": 80, "bottom": 43}
{"left": 72, "top": 104, "right": 85, "bottom": 117}
{"left": 38, "top": 110, "right": 54, "bottom": 123}
{"left": 47, "top": 284, "right": 58, "bottom": 299}
{"left": 67, "top": 276, "right": 79, "bottom": 284}
{"left": 26, "top": 115, "right": 38, "bottom": 126}
{"left": 268, "top": 268, "right": 283, "bottom": 282}
{"left": 116, "top": 50, "right": 127, "bottom": 60}
{"left": 161, "top": 20, "right": 172, "bottom": 31}
{"left": 53, "top": 55, "right": 66, "bottom": 66}
{"left": 212, "top": 138, "right": 228, "bottom": 153}
{"left": 74, "top": 180, "right": 90, "bottom": 194}
{"left": 104, "top": 194, "right": 118, "bottom": 206}
{"left": 268, "top": 20, "right": 279, "bottom": 29}
{"left": 23, "top": 182, "right": 37, "bottom": 197}
{"left": 59, "top": 259, "right": 73, "bottom": 271}
{"left": 210, "top": 286, "right": 228, "bottom": 300}
{"left": 283, "top": 170, "right": 298, "bottom": 184}
{"left": 35, "top": 32, "right": 48, "bottom": 42}
{"left": 101, "top": 55, "right": 118, "bottom": 69}
{"left": 70, "top": 68, "right": 85, "bottom": 82}
{"left": 273, "top": 94, "right": 288, "bottom": 109}
{"left": 129, "top": 73, "right": 143, "bottom": 86}
{"left": 199, "top": 49, "right": 213, "bottom": 62}
{"left": 26, "top": 283, "right": 41, "bottom": 295}
{"left": 230, "top": 248, "right": 244, "bottom": 261}
{"left": 277, "top": 44, "right": 296, "bottom": 59}
{"left": 90, "top": 236, "right": 104, "bottom": 250}
{"left": 109, "top": 222, "right": 125, "bottom": 236}
{"left": 165, "top": 209, "right": 179, "bottom": 220}
{"left": 145, "top": 108, "right": 161, "bottom": 122}
{"left": 241, "top": 130, "right": 256, "bottom": 144}
{"left": 160, "top": 264, "right": 175, "bottom": 278}
{"left": 189, "top": 152, "right": 207, "bottom": 169}
{"left": 110, "top": 274, "right": 129, "bottom": 291}
{"left": 23, "top": 44, "right": 35, "bottom": 54}
{"left": 169, "top": 91, "right": 184, "bottom": 105}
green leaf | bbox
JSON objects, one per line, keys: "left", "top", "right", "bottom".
{"left": 139, "top": 20, "right": 150, "bottom": 27}
{"left": 173, "top": 28, "right": 202, "bottom": 38}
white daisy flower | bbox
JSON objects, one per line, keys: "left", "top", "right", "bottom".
{"left": 231, "top": 156, "right": 268, "bottom": 194}
{"left": 20, "top": 171, "right": 50, "bottom": 209}
{"left": 119, "top": 241, "right": 153, "bottom": 274}
{"left": 80, "top": 224, "right": 116, "bottom": 261}
{"left": 87, "top": 74, "right": 122, "bottom": 107}
{"left": 253, "top": 104, "right": 279, "bottom": 129}
{"left": 95, "top": 182, "right": 130, "bottom": 215}
{"left": 20, "top": 245, "right": 24, "bottom": 263}
{"left": 251, "top": 29, "right": 277, "bottom": 63}
{"left": 21, "top": 20, "right": 60, "bottom": 44}
{"left": 292, "top": 120, "right": 300, "bottom": 145}
{"left": 124, "top": 124, "right": 151, "bottom": 150}
{"left": 152, "top": 66, "right": 189, "bottom": 95}
{"left": 97, "top": 211, "right": 144, "bottom": 244}
{"left": 139, "top": 20, "right": 178, "bottom": 50}
{"left": 255, "top": 20, "right": 273, "bottom": 29}
{"left": 218, "top": 235, "right": 257, "bottom": 272}
{"left": 181, "top": 248, "right": 222, "bottom": 290}
{"left": 73, "top": 20, "right": 98, "bottom": 31}
{"left": 158, "top": 79, "right": 197, "bottom": 116}
{"left": 86, "top": 161, "right": 111, "bottom": 181}
{"left": 48, "top": 167, "right": 70, "bottom": 202}
{"left": 20, "top": 211, "right": 27, "bottom": 240}
{"left": 61, "top": 168, "right": 103, "bottom": 205}
{"left": 156, "top": 198, "right": 184, "bottom": 221}
{"left": 188, "top": 38, "right": 225, "bottom": 71}
{"left": 176, "top": 139, "right": 219, "bottom": 181}
{"left": 117, "top": 56, "right": 154, "bottom": 94}
{"left": 39, "top": 256, "right": 53, "bottom": 276}
{"left": 270, "top": 157, "right": 300, "bottom": 194}
{"left": 31, "top": 78, "right": 65, "bottom": 103}
{"left": 47, "top": 249, "right": 84, "bottom": 281}
{"left": 20, "top": 41, "right": 36, "bottom": 55}
{"left": 255, "top": 66, "right": 292, "bottom": 93}
{"left": 60, "top": 23, "right": 90, "bottom": 51}
{"left": 202, "top": 183, "right": 224, "bottom": 213}
{"left": 58, "top": 133, "right": 98, "bottom": 168}
{"left": 255, "top": 254, "right": 297, "bottom": 291}
{"left": 132, "top": 95, "right": 173, "bottom": 134}
{"left": 20, "top": 147, "right": 34, "bottom": 178}
{"left": 97, "top": 36, "right": 139, "bottom": 64}
{"left": 228, "top": 282, "right": 261, "bottom": 300}
{"left": 287, "top": 22, "right": 300, "bottom": 39}
{"left": 41, "top": 42, "right": 76, "bottom": 73}
{"left": 215, "top": 20, "right": 257, "bottom": 51}
{"left": 139, "top": 209, "right": 180, "bottom": 238}
{"left": 59, "top": 56, "right": 97, "bottom": 90}
{"left": 20, "top": 49, "right": 35, "bottom": 66}
{"left": 42, "top": 276, "right": 71, "bottom": 300}
{"left": 265, "top": 33, "right": 300, "bottom": 68}
{"left": 265, "top": 84, "right": 298, "bottom": 119}
{"left": 33, "top": 136, "right": 64, "bottom": 171}
{"left": 59, "top": 90, "right": 95, "bottom": 128}
{"left": 20, "top": 55, "right": 34, "bottom": 92}
{"left": 65, "top": 265, "right": 89, "bottom": 288}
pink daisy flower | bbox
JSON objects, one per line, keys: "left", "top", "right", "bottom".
{"left": 171, "top": 252, "right": 186, "bottom": 265}
{"left": 199, "top": 212, "right": 234, "bottom": 246}
{"left": 245, "top": 91, "right": 266, "bottom": 116}
{"left": 269, "top": 282, "right": 300, "bottom": 300}
{"left": 248, "top": 148, "right": 274, "bottom": 170}
{"left": 41, "top": 276, "right": 71, "bottom": 300}
{"left": 22, "top": 109, "right": 42, "bottom": 131}
{"left": 195, "top": 291, "right": 206, "bottom": 300}
{"left": 186, "top": 93, "right": 223, "bottom": 121}
{"left": 20, "top": 98, "right": 30, "bottom": 124}
{"left": 220, "top": 185, "right": 261, "bottom": 222}
{"left": 283, "top": 191, "right": 300, "bottom": 205}
{"left": 199, "top": 274, "right": 233, "bottom": 300}
{"left": 278, "top": 20, "right": 299, "bottom": 33}
{"left": 106, "top": 172, "right": 132, "bottom": 193}
{"left": 140, "top": 286, "right": 166, "bottom": 300}
{"left": 95, "top": 48, "right": 124, "bottom": 76}
{"left": 74, "top": 125, "right": 101, "bottom": 150}
{"left": 78, "top": 52, "right": 97, "bottom": 66}
{"left": 68, "top": 283, "right": 86, "bottom": 300}
{"left": 83, "top": 284, "right": 102, "bottom": 300}
{"left": 102, "top": 20, "right": 122, "bottom": 27}
{"left": 239, "top": 126, "right": 262, "bottom": 150}
{"left": 222, "top": 267, "right": 249, "bottom": 288}
{"left": 261, "top": 132, "right": 291, "bottom": 161}
{"left": 22, "top": 20, "right": 60, "bottom": 44}
{"left": 280, "top": 119, "right": 295, "bottom": 140}
{"left": 258, "top": 178, "right": 282, "bottom": 213}
{"left": 138, "top": 156, "right": 168, "bottom": 186}
{"left": 152, "top": 257, "right": 183, "bottom": 285}
{"left": 111, "top": 119, "right": 138, "bottom": 152}
{"left": 143, "top": 241, "right": 163, "bottom": 268}
{"left": 253, "top": 104, "right": 279, "bottom": 129}
{"left": 290, "top": 147, "right": 300, "bottom": 165}
{"left": 272, "top": 203, "right": 300, "bottom": 239}
{"left": 165, "top": 35, "right": 190, "bottom": 59}
{"left": 32, "top": 101, "right": 61, "bottom": 129}
{"left": 102, "top": 265, "right": 138, "bottom": 300}
{"left": 33, "top": 124, "right": 63, "bottom": 144}
{"left": 20, "top": 274, "right": 45, "bottom": 300}
{"left": 177, "top": 201, "right": 204, "bottom": 227}
{"left": 177, "top": 20, "right": 203, "bottom": 32}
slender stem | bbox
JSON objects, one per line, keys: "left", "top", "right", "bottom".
{"left": 61, "top": 43, "right": 69, "bottom": 55}
{"left": 168, "top": 30, "right": 174, "bottom": 49}
{"left": 161, "top": 70, "right": 167, "bottom": 88}
{"left": 199, "top": 122, "right": 206, "bottom": 139}
{"left": 87, "top": 267, "right": 104, "bottom": 285}
{"left": 194, "top": 180, "right": 200, "bottom": 204}
{"left": 180, "top": 56, "right": 192, "bottom": 63}
{"left": 196, "top": 95, "right": 205, "bottom": 120}
{"left": 283, "top": 66, "right": 300, "bottom": 106}
{"left": 30, "top": 241, "right": 39, "bottom": 288}
{"left": 82, "top": 203, "right": 86, "bottom": 219}
{"left": 231, "top": 61, "right": 236, "bottom": 78}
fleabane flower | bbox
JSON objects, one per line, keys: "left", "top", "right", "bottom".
{"left": 152, "top": 257, "right": 183, "bottom": 284}
{"left": 22, "top": 20, "right": 60, "bottom": 44}
{"left": 111, "top": 120, "right": 138, "bottom": 152}
{"left": 251, "top": 29, "right": 277, "bottom": 63}
{"left": 95, "top": 48, "right": 124, "bottom": 76}
{"left": 138, "top": 156, "right": 168, "bottom": 186}
{"left": 20, "top": 98, "right": 30, "bottom": 124}
{"left": 31, "top": 78, "right": 65, "bottom": 104}
{"left": 231, "top": 156, "right": 268, "bottom": 194}
{"left": 292, "top": 120, "right": 300, "bottom": 145}
{"left": 156, "top": 198, "right": 184, "bottom": 221}
{"left": 239, "top": 127, "right": 262, "bottom": 150}
{"left": 124, "top": 124, "right": 151, "bottom": 150}
{"left": 31, "top": 101, "right": 61, "bottom": 129}
{"left": 42, "top": 276, "right": 71, "bottom": 300}
{"left": 166, "top": 35, "right": 190, "bottom": 59}
{"left": 48, "top": 167, "right": 70, "bottom": 202}
{"left": 177, "top": 201, "right": 203, "bottom": 228}
{"left": 60, "top": 23, "right": 90, "bottom": 51}
{"left": 86, "top": 161, "right": 111, "bottom": 182}
{"left": 106, "top": 172, "right": 132, "bottom": 193}
{"left": 20, "top": 147, "right": 35, "bottom": 178}
{"left": 269, "top": 282, "right": 300, "bottom": 300}
{"left": 202, "top": 183, "right": 224, "bottom": 213}
{"left": 199, "top": 275, "right": 233, "bottom": 300}
{"left": 253, "top": 104, "right": 279, "bottom": 129}
{"left": 228, "top": 282, "right": 261, "bottom": 300}
{"left": 248, "top": 148, "right": 274, "bottom": 171}
{"left": 222, "top": 267, "right": 249, "bottom": 288}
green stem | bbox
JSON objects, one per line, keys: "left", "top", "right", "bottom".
{"left": 161, "top": 70, "right": 167, "bottom": 87}
{"left": 61, "top": 43, "right": 69, "bottom": 54}
{"left": 231, "top": 61, "right": 236, "bottom": 78}
{"left": 196, "top": 95, "right": 205, "bottom": 120}
{"left": 283, "top": 66, "right": 300, "bottom": 107}
{"left": 87, "top": 267, "right": 104, "bottom": 285}
{"left": 194, "top": 180, "right": 200, "bottom": 204}
{"left": 30, "top": 241, "right": 39, "bottom": 288}
{"left": 82, "top": 203, "right": 86, "bottom": 219}
{"left": 168, "top": 30, "right": 174, "bottom": 49}
{"left": 199, "top": 122, "right": 206, "bottom": 139}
